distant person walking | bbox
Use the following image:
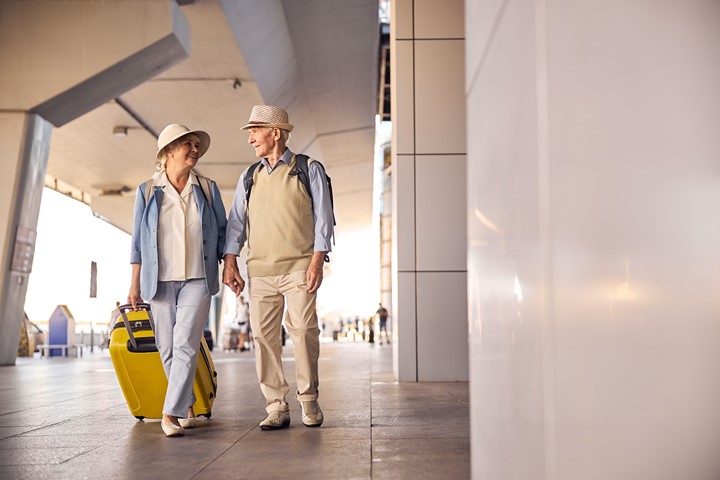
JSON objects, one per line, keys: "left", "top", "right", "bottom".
{"left": 109, "top": 301, "right": 121, "bottom": 330}
{"left": 376, "top": 303, "right": 389, "bottom": 345}
{"left": 236, "top": 295, "right": 250, "bottom": 351}
{"left": 127, "top": 124, "right": 227, "bottom": 437}
{"left": 223, "top": 105, "right": 334, "bottom": 430}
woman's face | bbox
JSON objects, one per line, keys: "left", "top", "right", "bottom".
{"left": 166, "top": 134, "right": 201, "bottom": 170}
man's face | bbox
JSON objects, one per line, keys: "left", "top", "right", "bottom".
{"left": 247, "top": 127, "right": 276, "bottom": 158}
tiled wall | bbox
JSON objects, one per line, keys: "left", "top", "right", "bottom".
{"left": 390, "top": 0, "right": 468, "bottom": 381}
{"left": 467, "top": 0, "right": 720, "bottom": 479}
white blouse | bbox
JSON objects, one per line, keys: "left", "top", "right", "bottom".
{"left": 156, "top": 173, "right": 204, "bottom": 282}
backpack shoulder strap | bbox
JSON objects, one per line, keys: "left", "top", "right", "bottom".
{"left": 145, "top": 174, "right": 213, "bottom": 206}
{"left": 244, "top": 162, "right": 262, "bottom": 204}
{"left": 144, "top": 178, "right": 154, "bottom": 203}
{"left": 300, "top": 155, "right": 336, "bottom": 228}
{"left": 296, "top": 154, "right": 336, "bottom": 251}
{"left": 195, "top": 173, "right": 213, "bottom": 206}
{"left": 295, "top": 154, "right": 313, "bottom": 197}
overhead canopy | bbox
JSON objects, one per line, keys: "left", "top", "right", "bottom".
{"left": 23, "top": 0, "right": 379, "bottom": 234}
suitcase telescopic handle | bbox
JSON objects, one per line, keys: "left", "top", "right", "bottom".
{"left": 118, "top": 303, "right": 156, "bottom": 350}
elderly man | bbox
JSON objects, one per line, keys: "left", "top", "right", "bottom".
{"left": 223, "top": 105, "right": 334, "bottom": 430}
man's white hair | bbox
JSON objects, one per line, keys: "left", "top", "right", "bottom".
{"left": 268, "top": 127, "right": 290, "bottom": 144}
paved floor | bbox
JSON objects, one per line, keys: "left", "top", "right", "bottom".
{"left": 0, "top": 341, "right": 469, "bottom": 479}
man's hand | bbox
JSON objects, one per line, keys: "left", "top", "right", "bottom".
{"left": 306, "top": 252, "right": 326, "bottom": 293}
{"left": 222, "top": 254, "right": 245, "bottom": 296}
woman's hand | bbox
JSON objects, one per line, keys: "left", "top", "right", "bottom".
{"left": 223, "top": 254, "right": 245, "bottom": 296}
{"left": 128, "top": 264, "right": 142, "bottom": 309}
{"left": 127, "top": 287, "right": 142, "bottom": 310}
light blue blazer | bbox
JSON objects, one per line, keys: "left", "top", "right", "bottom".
{"left": 130, "top": 178, "right": 227, "bottom": 301}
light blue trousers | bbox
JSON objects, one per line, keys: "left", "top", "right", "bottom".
{"left": 150, "top": 279, "right": 210, "bottom": 418}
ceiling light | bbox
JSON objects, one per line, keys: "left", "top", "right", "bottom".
{"left": 113, "top": 126, "right": 128, "bottom": 137}
{"left": 95, "top": 185, "right": 133, "bottom": 196}
{"left": 233, "top": 78, "right": 242, "bottom": 89}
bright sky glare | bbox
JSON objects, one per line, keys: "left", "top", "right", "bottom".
{"left": 25, "top": 188, "right": 379, "bottom": 332}
{"left": 25, "top": 188, "right": 132, "bottom": 331}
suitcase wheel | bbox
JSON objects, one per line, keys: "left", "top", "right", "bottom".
{"left": 135, "top": 416, "right": 145, "bottom": 421}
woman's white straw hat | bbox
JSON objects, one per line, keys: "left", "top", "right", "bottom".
{"left": 156, "top": 124, "right": 211, "bottom": 160}
{"left": 241, "top": 105, "right": 294, "bottom": 132}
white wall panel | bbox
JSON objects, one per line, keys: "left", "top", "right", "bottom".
{"left": 414, "top": 40, "right": 465, "bottom": 154}
{"left": 391, "top": 0, "right": 467, "bottom": 384}
{"left": 417, "top": 272, "right": 468, "bottom": 380}
{"left": 391, "top": 40, "right": 415, "bottom": 155}
{"left": 467, "top": 0, "right": 543, "bottom": 478}
{"left": 392, "top": 155, "right": 416, "bottom": 272}
{"left": 392, "top": 0, "right": 414, "bottom": 40}
{"left": 414, "top": 0, "right": 464, "bottom": 39}
{"left": 467, "top": 0, "right": 720, "bottom": 479}
{"left": 394, "top": 271, "right": 417, "bottom": 381}
{"left": 465, "top": 0, "right": 507, "bottom": 90}
{"left": 415, "top": 155, "right": 466, "bottom": 271}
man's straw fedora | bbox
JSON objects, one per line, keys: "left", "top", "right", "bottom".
{"left": 241, "top": 105, "right": 294, "bottom": 132}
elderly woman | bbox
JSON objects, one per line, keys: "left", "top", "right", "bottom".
{"left": 128, "top": 124, "right": 227, "bottom": 437}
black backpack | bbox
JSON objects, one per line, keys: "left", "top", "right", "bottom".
{"left": 243, "top": 154, "right": 336, "bottom": 233}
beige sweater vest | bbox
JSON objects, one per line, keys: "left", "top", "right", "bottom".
{"left": 246, "top": 157, "right": 315, "bottom": 277}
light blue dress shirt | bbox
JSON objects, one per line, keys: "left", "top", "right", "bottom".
{"left": 224, "top": 148, "right": 334, "bottom": 257}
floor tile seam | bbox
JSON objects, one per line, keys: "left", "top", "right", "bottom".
{"left": 371, "top": 435, "right": 469, "bottom": 441}
{"left": 371, "top": 404, "right": 468, "bottom": 408}
{"left": 1, "top": 420, "right": 77, "bottom": 439}
{"left": 22, "top": 433, "right": 131, "bottom": 456}
{"left": 189, "top": 424, "right": 260, "bottom": 479}
{"left": 1, "top": 413, "right": 130, "bottom": 432}
{"left": 31, "top": 444, "right": 104, "bottom": 466}
{"left": 0, "top": 390, "right": 122, "bottom": 417}
{"left": 369, "top": 346, "right": 380, "bottom": 478}
{"left": 0, "top": 445, "right": 98, "bottom": 450}
{"left": 443, "top": 385, "right": 470, "bottom": 405}
{"left": 0, "top": 461, "right": 74, "bottom": 467}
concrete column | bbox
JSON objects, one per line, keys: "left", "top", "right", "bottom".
{"left": 0, "top": 0, "right": 190, "bottom": 364}
{"left": 0, "top": 114, "right": 51, "bottom": 365}
{"left": 467, "top": 0, "right": 720, "bottom": 478}
{"left": 390, "top": 0, "right": 467, "bottom": 381}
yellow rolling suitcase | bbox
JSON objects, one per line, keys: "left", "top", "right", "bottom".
{"left": 109, "top": 303, "right": 217, "bottom": 419}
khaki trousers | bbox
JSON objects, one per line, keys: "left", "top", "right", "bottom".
{"left": 248, "top": 270, "right": 320, "bottom": 413}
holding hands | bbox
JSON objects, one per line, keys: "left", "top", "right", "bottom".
{"left": 223, "top": 254, "right": 245, "bottom": 296}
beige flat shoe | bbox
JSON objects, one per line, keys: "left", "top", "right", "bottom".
{"left": 179, "top": 416, "right": 196, "bottom": 429}
{"left": 179, "top": 407, "right": 196, "bottom": 429}
{"left": 161, "top": 420, "right": 185, "bottom": 437}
